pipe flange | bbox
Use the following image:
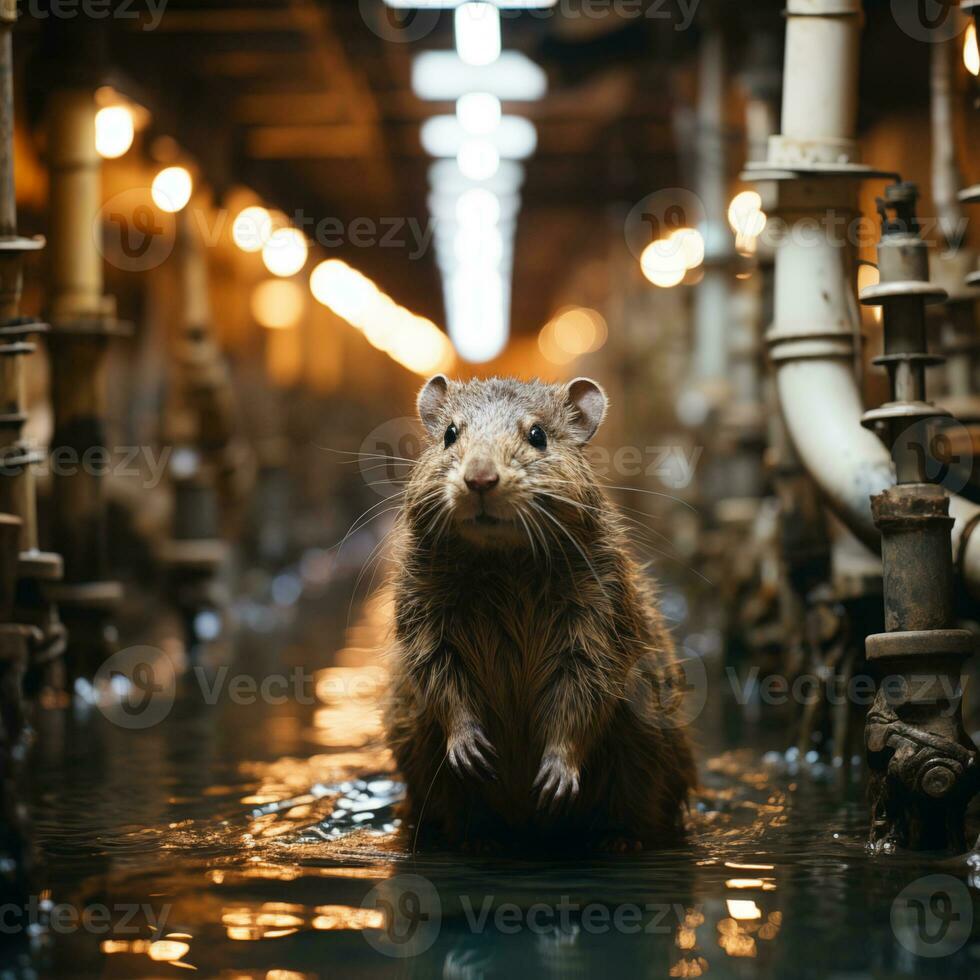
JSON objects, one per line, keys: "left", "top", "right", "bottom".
{"left": 860, "top": 282, "right": 948, "bottom": 305}
{"left": 766, "top": 329, "right": 855, "bottom": 362}
{"left": 18, "top": 550, "right": 63, "bottom": 582}
{"left": 0, "top": 235, "right": 44, "bottom": 253}
{"left": 0, "top": 317, "right": 48, "bottom": 338}
{"left": 47, "top": 580, "right": 124, "bottom": 609}
{"left": 862, "top": 400, "right": 952, "bottom": 428}
{"left": 742, "top": 160, "right": 895, "bottom": 182}
{"left": 872, "top": 352, "right": 946, "bottom": 369}
{"left": 0, "top": 340, "right": 35, "bottom": 358}
{"left": 866, "top": 629, "right": 975, "bottom": 663}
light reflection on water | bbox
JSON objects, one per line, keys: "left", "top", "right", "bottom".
{"left": 13, "top": 588, "right": 980, "bottom": 979}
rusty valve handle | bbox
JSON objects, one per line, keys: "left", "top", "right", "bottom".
{"left": 868, "top": 712, "right": 977, "bottom": 799}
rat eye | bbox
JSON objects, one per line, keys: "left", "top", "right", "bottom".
{"left": 444, "top": 424, "right": 458, "bottom": 449}
{"left": 528, "top": 425, "right": 547, "bottom": 449}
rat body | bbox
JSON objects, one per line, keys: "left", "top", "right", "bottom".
{"left": 384, "top": 376, "right": 696, "bottom": 851}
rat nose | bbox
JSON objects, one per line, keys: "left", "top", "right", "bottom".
{"left": 464, "top": 463, "right": 500, "bottom": 494}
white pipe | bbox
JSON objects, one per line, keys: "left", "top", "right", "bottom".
{"left": 766, "top": 0, "right": 980, "bottom": 596}
{"left": 780, "top": 2, "right": 861, "bottom": 159}
{"left": 693, "top": 26, "right": 730, "bottom": 387}
{"left": 931, "top": 32, "right": 965, "bottom": 249}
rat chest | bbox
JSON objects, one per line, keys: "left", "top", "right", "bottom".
{"left": 442, "top": 585, "right": 561, "bottom": 701}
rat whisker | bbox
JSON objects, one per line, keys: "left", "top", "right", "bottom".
{"left": 538, "top": 476, "right": 699, "bottom": 514}
{"left": 515, "top": 510, "right": 538, "bottom": 563}
{"left": 332, "top": 495, "right": 405, "bottom": 556}
{"left": 347, "top": 524, "right": 402, "bottom": 627}
{"left": 530, "top": 501, "right": 607, "bottom": 599}
{"left": 314, "top": 444, "right": 417, "bottom": 466}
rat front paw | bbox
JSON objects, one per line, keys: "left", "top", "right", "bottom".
{"left": 447, "top": 722, "right": 496, "bottom": 780}
{"left": 534, "top": 751, "right": 580, "bottom": 812}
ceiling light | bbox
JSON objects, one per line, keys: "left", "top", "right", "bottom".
{"left": 151, "top": 166, "right": 193, "bottom": 213}
{"left": 457, "top": 138, "right": 500, "bottom": 180}
{"left": 412, "top": 51, "right": 547, "bottom": 101}
{"left": 455, "top": 3, "right": 501, "bottom": 67}
{"left": 95, "top": 106, "right": 135, "bottom": 159}
{"left": 251, "top": 279, "right": 304, "bottom": 329}
{"left": 232, "top": 206, "right": 273, "bottom": 253}
{"left": 261, "top": 227, "right": 308, "bottom": 277}
{"left": 457, "top": 92, "right": 502, "bottom": 135}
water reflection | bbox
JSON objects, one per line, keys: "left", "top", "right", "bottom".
{"left": 14, "top": 585, "right": 980, "bottom": 980}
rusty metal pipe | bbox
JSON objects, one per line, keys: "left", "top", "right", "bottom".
{"left": 861, "top": 184, "right": 977, "bottom": 852}
{"left": 0, "top": 3, "right": 64, "bottom": 690}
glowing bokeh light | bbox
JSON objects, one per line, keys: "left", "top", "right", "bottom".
{"left": 966, "top": 22, "right": 979, "bottom": 77}
{"left": 457, "top": 92, "right": 502, "bottom": 135}
{"left": 456, "top": 187, "right": 502, "bottom": 227}
{"left": 671, "top": 227, "right": 705, "bottom": 270}
{"left": 151, "top": 166, "right": 193, "bottom": 213}
{"left": 641, "top": 238, "right": 687, "bottom": 288}
{"left": 251, "top": 279, "right": 305, "bottom": 329}
{"left": 95, "top": 105, "right": 134, "bottom": 159}
{"left": 308, "top": 259, "right": 454, "bottom": 376}
{"left": 455, "top": 2, "right": 502, "bottom": 67}
{"left": 728, "top": 190, "right": 766, "bottom": 238}
{"left": 457, "top": 138, "right": 500, "bottom": 180}
{"left": 262, "top": 227, "right": 308, "bottom": 277}
{"left": 233, "top": 206, "right": 274, "bottom": 253}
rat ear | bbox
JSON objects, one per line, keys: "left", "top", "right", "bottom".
{"left": 565, "top": 377, "right": 608, "bottom": 443}
{"left": 417, "top": 374, "right": 450, "bottom": 436}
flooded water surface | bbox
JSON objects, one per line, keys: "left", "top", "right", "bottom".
{"left": 9, "top": 582, "right": 980, "bottom": 979}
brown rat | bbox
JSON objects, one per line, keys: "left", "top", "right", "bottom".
{"left": 384, "top": 375, "right": 696, "bottom": 852}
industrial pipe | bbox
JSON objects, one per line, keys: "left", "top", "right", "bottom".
{"left": 752, "top": 0, "right": 980, "bottom": 598}
{"left": 860, "top": 183, "right": 977, "bottom": 851}
{"left": 692, "top": 24, "right": 731, "bottom": 391}
{"left": 42, "top": 26, "right": 127, "bottom": 674}
{"left": 0, "top": 1, "right": 65, "bottom": 690}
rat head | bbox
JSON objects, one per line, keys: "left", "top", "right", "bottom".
{"left": 407, "top": 375, "right": 608, "bottom": 549}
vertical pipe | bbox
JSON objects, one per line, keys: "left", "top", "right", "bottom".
{"left": 43, "top": 44, "right": 126, "bottom": 671}
{"left": 0, "top": 2, "right": 64, "bottom": 691}
{"left": 692, "top": 26, "right": 731, "bottom": 388}
{"left": 860, "top": 185, "right": 977, "bottom": 852}
{"left": 931, "top": 33, "right": 965, "bottom": 251}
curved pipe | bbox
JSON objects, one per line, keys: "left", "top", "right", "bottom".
{"left": 766, "top": 0, "right": 980, "bottom": 598}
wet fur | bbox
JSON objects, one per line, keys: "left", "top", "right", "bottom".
{"left": 384, "top": 377, "right": 696, "bottom": 851}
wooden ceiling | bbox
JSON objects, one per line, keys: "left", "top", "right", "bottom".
{"left": 14, "top": 1, "right": 808, "bottom": 333}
